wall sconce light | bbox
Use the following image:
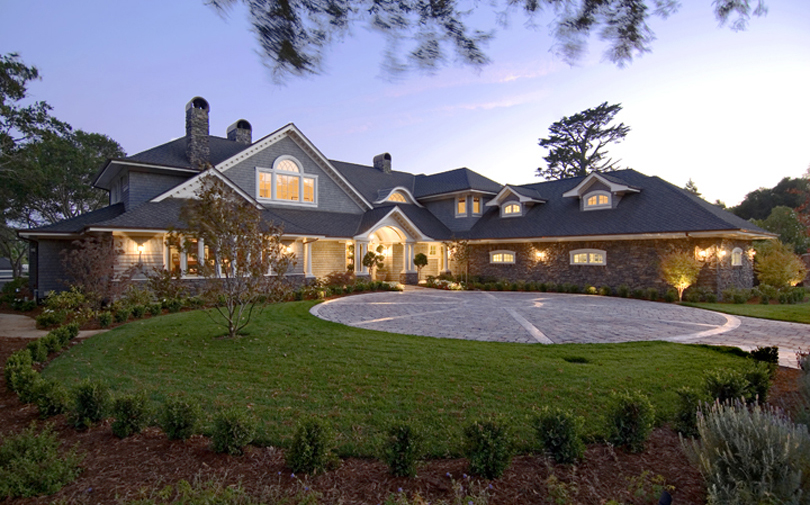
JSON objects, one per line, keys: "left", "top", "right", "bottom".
{"left": 137, "top": 244, "right": 145, "bottom": 253}
{"left": 718, "top": 249, "right": 727, "bottom": 258}
{"left": 697, "top": 249, "right": 708, "bottom": 260}
{"left": 535, "top": 250, "right": 547, "bottom": 261}
{"left": 284, "top": 244, "right": 294, "bottom": 254}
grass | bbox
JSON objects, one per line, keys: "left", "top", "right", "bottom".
{"left": 682, "top": 300, "right": 810, "bottom": 324}
{"left": 43, "top": 301, "right": 752, "bottom": 457}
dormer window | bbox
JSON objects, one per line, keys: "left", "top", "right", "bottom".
{"left": 256, "top": 156, "right": 317, "bottom": 206}
{"left": 456, "top": 196, "right": 467, "bottom": 216}
{"left": 387, "top": 192, "right": 406, "bottom": 203}
{"left": 472, "top": 196, "right": 481, "bottom": 215}
{"left": 502, "top": 203, "right": 522, "bottom": 217}
{"left": 584, "top": 191, "right": 611, "bottom": 210}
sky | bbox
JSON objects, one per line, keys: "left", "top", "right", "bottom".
{"left": 2, "top": 0, "right": 809, "bottom": 207}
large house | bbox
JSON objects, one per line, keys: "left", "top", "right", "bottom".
{"left": 20, "top": 97, "right": 772, "bottom": 299}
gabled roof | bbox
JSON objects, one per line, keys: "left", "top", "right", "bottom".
{"left": 486, "top": 185, "right": 546, "bottom": 207}
{"left": 126, "top": 136, "right": 250, "bottom": 170}
{"left": 330, "top": 160, "right": 417, "bottom": 206}
{"left": 562, "top": 171, "right": 641, "bottom": 198}
{"left": 413, "top": 168, "right": 502, "bottom": 198}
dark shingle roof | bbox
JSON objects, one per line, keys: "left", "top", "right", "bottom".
{"left": 329, "top": 160, "right": 416, "bottom": 205}
{"left": 413, "top": 168, "right": 502, "bottom": 198}
{"left": 126, "top": 136, "right": 250, "bottom": 169}
{"left": 22, "top": 204, "right": 126, "bottom": 234}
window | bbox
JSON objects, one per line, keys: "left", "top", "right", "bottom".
{"left": 583, "top": 191, "right": 611, "bottom": 210}
{"left": 428, "top": 244, "right": 438, "bottom": 257}
{"left": 167, "top": 238, "right": 210, "bottom": 276}
{"left": 732, "top": 247, "right": 743, "bottom": 266}
{"left": 457, "top": 196, "right": 467, "bottom": 216}
{"left": 502, "top": 203, "right": 521, "bottom": 217}
{"left": 387, "top": 192, "right": 406, "bottom": 203}
{"left": 570, "top": 249, "right": 606, "bottom": 266}
{"left": 256, "top": 156, "right": 317, "bottom": 205}
{"left": 472, "top": 196, "right": 481, "bottom": 214}
{"left": 490, "top": 250, "right": 516, "bottom": 264}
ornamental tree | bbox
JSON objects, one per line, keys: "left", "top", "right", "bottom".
{"left": 173, "top": 172, "right": 294, "bottom": 338}
{"left": 660, "top": 251, "right": 702, "bottom": 301}
{"left": 413, "top": 252, "right": 428, "bottom": 281}
{"left": 754, "top": 240, "right": 807, "bottom": 289}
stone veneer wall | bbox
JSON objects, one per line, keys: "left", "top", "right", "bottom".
{"left": 457, "top": 238, "right": 755, "bottom": 294}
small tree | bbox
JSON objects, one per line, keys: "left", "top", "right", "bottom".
{"left": 413, "top": 252, "right": 428, "bottom": 281}
{"left": 755, "top": 240, "right": 808, "bottom": 288}
{"left": 362, "top": 245, "right": 385, "bottom": 280}
{"left": 173, "top": 172, "right": 294, "bottom": 338}
{"left": 660, "top": 251, "right": 702, "bottom": 301}
{"left": 59, "top": 234, "right": 133, "bottom": 308}
{"left": 444, "top": 238, "right": 470, "bottom": 284}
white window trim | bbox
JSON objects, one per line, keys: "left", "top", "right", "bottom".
{"left": 490, "top": 250, "right": 516, "bottom": 264}
{"left": 731, "top": 247, "right": 743, "bottom": 267}
{"left": 472, "top": 196, "right": 482, "bottom": 216}
{"left": 583, "top": 190, "right": 612, "bottom": 210}
{"left": 501, "top": 202, "right": 522, "bottom": 217}
{"left": 569, "top": 248, "right": 607, "bottom": 266}
{"left": 455, "top": 195, "right": 468, "bottom": 217}
{"left": 255, "top": 156, "right": 318, "bottom": 207}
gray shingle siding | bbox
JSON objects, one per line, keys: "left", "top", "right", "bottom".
{"left": 128, "top": 171, "right": 191, "bottom": 209}
{"left": 33, "top": 239, "right": 73, "bottom": 297}
{"left": 223, "top": 137, "right": 364, "bottom": 214}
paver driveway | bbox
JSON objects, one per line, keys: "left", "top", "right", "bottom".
{"left": 312, "top": 287, "right": 810, "bottom": 367}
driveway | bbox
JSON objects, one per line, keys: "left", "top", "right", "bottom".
{"left": 312, "top": 287, "right": 810, "bottom": 368}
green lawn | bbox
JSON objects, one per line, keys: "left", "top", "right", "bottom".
{"left": 44, "top": 301, "right": 751, "bottom": 457}
{"left": 682, "top": 301, "right": 810, "bottom": 324}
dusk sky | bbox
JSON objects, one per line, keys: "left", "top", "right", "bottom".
{"left": 2, "top": 0, "right": 808, "bottom": 207}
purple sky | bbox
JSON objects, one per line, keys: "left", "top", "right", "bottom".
{"left": 3, "top": 0, "right": 809, "bottom": 206}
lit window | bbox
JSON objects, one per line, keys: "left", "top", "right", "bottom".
{"left": 503, "top": 203, "right": 521, "bottom": 216}
{"left": 570, "top": 249, "right": 606, "bottom": 265}
{"left": 472, "top": 196, "right": 481, "bottom": 214}
{"left": 387, "top": 192, "right": 406, "bottom": 202}
{"left": 429, "top": 245, "right": 438, "bottom": 257}
{"left": 584, "top": 191, "right": 611, "bottom": 210}
{"left": 258, "top": 172, "right": 273, "bottom": 198}
{"left": 276, "top": 159, "right": 299, "bottom": 172}
{"left": 490, "top": 250, "right": 516, "bottom": 264}
{"left": 256, "top": 156, "right": 317, "bottom": 205}
{"left": 457, "top": 196, "right": 467, "bottom": 216}
{"left": 276, "top": 174, "right": 299, "bottom": 201}
{"left": 732, "top": 247, "right": 743, "bottom": 266}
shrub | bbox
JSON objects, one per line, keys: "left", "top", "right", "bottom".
{"left": 744, "top": 362, "right": 772, "bottom": 404}
{"left": 113, "top": 307, "right": 131, "bottom": 323}
{"left": 43, "top": 286, "right": 89, "bottom": 312}
{"left": 631, "top": 288, "right": 645, "bottom": 299}
{"left": 131, "top": 304, "right": 146, "bottom": 318}
{"left": 703, "top": 368, "right": 750, "bottom": 404}
{"left": 98, "top": 311, "right": 112, "bottom": 328}
{"left": 4, "top": 349, "right": 33, "bottom": 391}
{"left": 598, "top": 286, "right": 612, "bottom": 296}
{"left": 211, "top": 407, "right": 257, "bottom": 455}
{"left": 32, "top": 379, "right": 71, "bottom": 419}
{"left": 160, "top": 397, "right": 201, "bottom": 440}
{"left": 11, "top": 299, "right": 36, "bottom": 312}
{"left": 463, "top": 419, "right": 512, "bottom": 479}
{"left": 616, "top": 285, "right": 630, "bottom": 298}
{"left": 11, "top": 367, "right": 42, "bottom": 404}
{"left": 383, "top": 423, "right": 422, "bottom": 477}
{"left": 585, "top": 285, "right": 598, "bottom": 295}
{"left": 40, "top": 332, "right": 62, "bottom": 354}
{"left": 722, "top": 287, "right": 751, "bottom": 304}
{"left": 750, "top": 346, "right": 779, "bottom": 377}
{"left": 26, "top": 339, "right": 49, "bottom": 363}
{"left": 755, "top": 240, "right": 807, "bottom": 289}
{"left": 164, "top": 298, "right": 184, "bottom": 313}
{"left": 286, "top": 418, "right": 337, "bottom": 474}
{"left": 684, "top": 401, "right": 810, "bottom": 505}
{"left": 663, "top": 289, "right": 678, "bottom": 303}
{"left": 660, "top": 251, "right": 702, "bottom": 301}
{"left": 147, "top": 303, "right": 163, "bottom": 317}
{"left": 673, "top": 386, "right": 707, "bottom": 438}
{"left": 69, "top": 379, "right": 111, "bottom": 430}
{"left": 607, "top": 390, "right": 655, "bottom": 453}
{"left": 645, "top": 287, "right": 659, "bottom": 301}
{"left": 35, "top": 309, "right": 67, "bottom": 329}
{"left": 111, "top": 391, "right": 151, "bottom": 438}
{"left": 756, "top": 284, "right": 778, "bottom": 304}
{"left": 0, "top": 423, "right": 83, "bottom": 498}
{"left": 535, "top": 407, "right": 585, "bottom": 464}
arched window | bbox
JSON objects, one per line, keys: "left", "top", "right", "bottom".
{"left": 731, "top": 247, "right": 743, "bottom": 266}
{"left": 256, "top": 156, "right": 317, "bottom": 205}
{"left": 490, "top": 250, "right": 516, "bottom": 264}
{"left": 387, "top": 192, "right": 406, "bottom": 202}
{"left": 502, "top": 203, "right": 521, "bottom": 217}
{"left": 570, "top": 249, "right": 606, "bottom": 265}
{"left": 584, "top": 191, "right": 611, "bottom": 210}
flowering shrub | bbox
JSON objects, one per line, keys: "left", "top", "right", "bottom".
{"left": 425, "top": 277, "right": 462, "bottom": 290}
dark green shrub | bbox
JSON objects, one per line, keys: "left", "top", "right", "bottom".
{"left": 704, "top": 368, "right": 750, "bottom": 404}
{"left": 160, "top": 397, "right": 201, "bottom": 440}
{"left": 538, "top": 282, "right": 548, "bottom": 292}
{"left": 673, "top": 386, "right": 707, "bottom": 438}
{"left": 49, "top": 326, "right": 70, "bottom": 347}
{"left": 147, "top": 303, "right": 162, "bottom": 316}
{"left": 744, "top": 362, "right": 772, "bottom": 404}
{"left": 11, "top": 299, "right": 36, "bottom": 312}
{"left": 185, "top": 296, "right": 205, "bottom": 308}
{"left": 598, "top": 286, "right": 612, "bottom": 296}
{"left": 26, "top": 339, "right": 49, "bottom": 363}
{"left": 40, "top": 332, "right": 61, "bottom": 354}
{"left": 111, "top": 391, "right": 151, "bottom": 438}
{"left": 131, "top": 304, "right": 146, "bottom": 318}
{"left": 683, "top": 288, "right": 701, "bottom": 302}
{"left": 0, "top": 423, "right": 83, "bottom": 498}
{"left": 164, "top": 298, "right": 184, "bottom": 313}
{"left": 32, "top": 379, "right": 70, "bottom": 419}
{"left": 645, "top": 288, "right": 659, "bottom": 301}
{"left": 607, "top": 390, "right": 655, "bottom": 453}
{"left": 705, "top": 293, "right": 718, "bottom": 303}
{"left": 383, "top": 423, "right": 422, "bottom": 477}
{"left": 463, "top": 419, "right": 512, "bottom": 479}
{"left": 69, "top": 379, "right": 111, "bottom": 430}
{"left": 631, "top": 288, "right": 645, "bottom": 299}
{"left": 664, "top": 289, "right": 678, "bottom": 303}
{"left": 616, "top": 285, "right": 630, "bottom": 298}
{"left": 750, "top": 346, "right": 779, "bottom": 377}
{"left": 35, "top": 309, "right": 66, "bottom": 329}
{"left": 286, "top": 418, "right": 337, "bottom": 474}
{"left": 211, "top": 407, "right": 257, "bottom": 455}
{"left": 98, "top": 311, "right": 112, "bottom": 328}
{"left": 535, "top": 407, "right": 585, "bottom": 464}
{"left": 11, "top": 367, "right": 42, "bottom": 404}
{"left": 4, "top": 349, "right": 33, "bottom": 390}
{"left": 113, "top": 307, "right": 131, "bottom": 323}
{"left": 64, "top": 322, "right": 80, "bottom": 339}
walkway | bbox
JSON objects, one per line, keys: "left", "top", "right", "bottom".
{"left": 312, "top": 287, "right": 810, "bottom": 368}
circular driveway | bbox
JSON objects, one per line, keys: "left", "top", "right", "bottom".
{"left": 311, "top": 287, "right": 810, "bottom": 367}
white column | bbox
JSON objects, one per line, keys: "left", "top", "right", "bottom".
{"left": 305, "top": 241, "right": 314, "bottom": 278}
{"left": 443, "top": 246, "right": 450, "bottom": 272}
{"left": 358, "top": 242, "right": 368, "bottom": 274}
{"left": 406, "top": 243, "right": 415, "bottom": 272}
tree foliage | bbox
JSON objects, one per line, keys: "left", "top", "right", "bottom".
{"left": 660, "top": 251, "right": 702, "bottom": 301}
{"left": 209, "top": 0, "right": 767, "bottom": 79}
{"left": 59, "top": 235, "right": 133, "bottom": 309}
{"left": 684, "top": 178, "right": 701, "bottom": 197}
{"left": 753, "top": 206, "right": 810, "bottom": 255}
{"left": 731, "top": 177, "right": 808, "bottom": 221}
{"left": 173, "top": 172, "right": 294, "bottom": 338}
{"left": 754, "top": 240, "right": 807, "bottom": 289}
{"left": 537, "top": 102, "right": 630, "bottom": 180}
{"left": 444, "top": 238, "right": 470, "bottom": 283}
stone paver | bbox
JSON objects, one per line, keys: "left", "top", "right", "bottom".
{"left": 311, "top": 287, "right": 810, "bottom": 368}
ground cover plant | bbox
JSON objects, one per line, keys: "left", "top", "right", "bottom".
{"left": 41, "top": 301, "right": 755, "bottom": 459}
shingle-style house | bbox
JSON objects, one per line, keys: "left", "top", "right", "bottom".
{"left": 20, "top": 97, "right": 772, "bottom": 299}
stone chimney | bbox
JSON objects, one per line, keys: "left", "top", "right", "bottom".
{"left": 226, "top": 119, "right": 252, "bottom": 145}
{"left": 185, "top": 97, "right": 210, "bottom": 168}
{"left": 373, "top": 153, "right": 392, "bottom": 174}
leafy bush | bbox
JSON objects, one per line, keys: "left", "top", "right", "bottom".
{"left": 211, "top": 407, "right": 257, "bottom": 455}
{"left": 616, "top": 285, "right": 630, "bottom": 298}
{"left": 35, "top": 309, "right": 67, "bottom": 329}
{"left": 383, "top": 423, "right": 422, "bottom": 477}
{"left": 744, "top": 362, "right": 772, "bottom": 403}
{"left": 32, "top": 378, "right": 71, "bottom": 419}
{"left": 11, "top": 299, "right": 36, "bottom": 312}
{"left": 40, "top": 332, "right": 62, "bottom": 354}
{"left": 631, "top": 288, "right": 645, "bottom": 299}
{"left": 755, "top": 240, "right": 808, "bottom": 289}
{"left": 0, "top": 423, "right": 83, "bottom": 498}
{"left": 463, "top": 419, "right": 512, "bottom": 479}
{"left": 160, "top": 397, "right": 201, "bottom": 440}
{"left": 286, "top": 418, "right": 337, "bottom": 474}
{"left": 11, "top": 367, "right": 42, "bottom": 404}
{"left": 750, "top": 346, "right": 779, "bottom": 374}
{"left": 98, "top": 311, "right": 112, "bottom": 328}
{"left": 607, "top": 390, "right": 655, "bottom": 453}
{"left": 755, "top": 284, "right": 778, "bottom": 304}
{"left": 120, "top": 283, "right": 155, "bottom": 307}
{"left": 660, "top": 251, "right": 702, "bottom": 301}
{"left": 164, "top": 298, "right": 184, "bottom": 313}
{"left": 44, "top": 286, "right": 89, "bottom": 312}
{"left": 147, "top": 303, "right": 163, "bottom": 317}
{"left": 26, "top": 339, "right": 48, "bottom": 363}
{"left": 663, "top": 289, "right": 678, "bottom": 303}
{"left": 598, "top": 286, "right": 612, "bottom": 296}
{"left": 722, "top": 287, "right": 751, "bottom": 304}
{"left": 645, "top": 287, "right": 659, "bottom": 301}
{"left": 4, "top": 349, "right": 33, "bottom": 391}
{"left": 673, "top": 386, "right": 707, "bottom": 438}
{"left": 113, "top": 307, "right": 131, "bottom": 323}
{"left": 69, "top": 379, "right": 111, "bottom": 430}
{"left": 704, "top": 368, "right": 750, "bottom": 404}
{"left": 131, "top": 304, "right": 146, "bottom": 318}
{"left": 111, "top": 391, "right": 151, "bottom": 438}
{"left": 684, "top": 401, "right": 810, "bottom": 505}
{"left": 535, "top": 407, "right": 585, "bottom": 464}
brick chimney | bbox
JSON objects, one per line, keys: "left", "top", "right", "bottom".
{"left": 373, "top": 153, "right": 392, "bottom": 173}
{"left": 185, "top": 97, "right": 210, "bottom": 168}
{"left": 226, "top": 119, "right": 252, "bottom": 145}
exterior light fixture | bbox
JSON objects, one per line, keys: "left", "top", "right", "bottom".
{"left": 697, "top": 249, "right": 708, "bottom": 260}
{"left": 535, "top": 250, "right": 546, "bottom": 261}
{"left": 718, "top": 250, "right": 727, "bottom": 258}
{"left": 137, "top": 244, "right": 145, "bottom": 253}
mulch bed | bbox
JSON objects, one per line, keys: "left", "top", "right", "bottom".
{"left": 0, "top": 326, "right": 804, "bottom": 504}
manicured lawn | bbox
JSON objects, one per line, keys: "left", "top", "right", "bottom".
{"left": 44, "top": 301, "right": 751, "bottom": 457}
{"left": 682, "top": 301, "right": 810, "bottom": 324}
